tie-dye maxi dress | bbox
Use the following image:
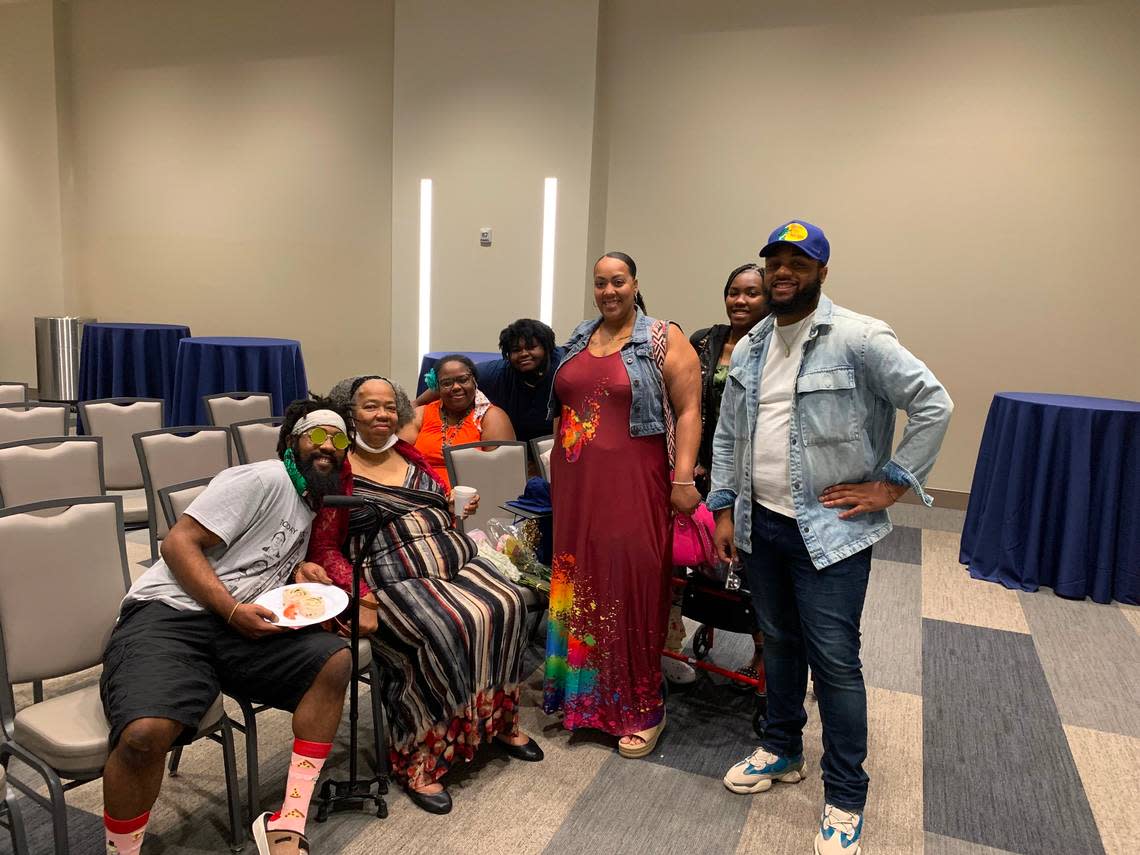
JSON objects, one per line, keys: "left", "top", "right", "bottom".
{"left": 543, "top": 348, "right": 672, "bottom": 735}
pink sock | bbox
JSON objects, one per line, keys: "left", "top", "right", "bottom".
{"left": 266, "top": 739, "right": 331, "bottom": 835}
{"left": 104, "top": 809, "right": 149, "bottom": 855}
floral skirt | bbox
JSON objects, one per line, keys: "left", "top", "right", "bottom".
{"left": 389, "top": 687, "right": 521, "bottom": 788}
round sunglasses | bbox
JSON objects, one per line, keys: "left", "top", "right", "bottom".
{"left": 302, "top": 426, "right": 350, "bottom": 451}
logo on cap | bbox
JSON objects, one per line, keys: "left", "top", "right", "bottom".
{"left": 778, "top": 223, "right": 809, "bottom": 242}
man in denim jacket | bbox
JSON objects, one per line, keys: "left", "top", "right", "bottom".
{"left": 710, "top": 220, "right": 952, "bottom": 855}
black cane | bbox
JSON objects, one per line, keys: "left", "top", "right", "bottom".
{"left": 314, "top": 495, "right": 388, "bottom": 820}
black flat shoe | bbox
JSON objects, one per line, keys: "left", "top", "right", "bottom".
{"left": 497, "top": 736, "right": 544, "bottom": 762}
{"left": 405, "top": 784, "right": 452, "bottom": 814}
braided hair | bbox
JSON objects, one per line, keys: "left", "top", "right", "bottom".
{"left": 723, "top": 262, "right": 763, "bottom": 298}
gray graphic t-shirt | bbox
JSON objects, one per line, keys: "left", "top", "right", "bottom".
{"left": 124, "top": 460, "right": 316, "bottom": 612}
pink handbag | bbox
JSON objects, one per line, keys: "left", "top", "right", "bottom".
{"left": 650, "top": 319, "right": 718, "bottom": 568}
{"left": 672, "top": 502, "right": 718, "bottom": 568}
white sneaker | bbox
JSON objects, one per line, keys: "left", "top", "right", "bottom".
{"left": 661, "top": 656, "right": 697, "bottom": 685}
{"left": 814, "top": 803, "right": 863, "bottom": 854}
{"left": 722, "top": 746, "right": 805, "bottom": 794}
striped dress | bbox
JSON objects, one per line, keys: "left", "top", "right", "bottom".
{"left": 309, "top": 458, "right": 528, "bottom": 788}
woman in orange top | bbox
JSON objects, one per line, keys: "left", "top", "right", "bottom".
{"left": 411, "top": 354, "right": 515, "bottom": 489}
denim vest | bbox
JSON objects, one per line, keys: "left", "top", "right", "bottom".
{"left": 707, "top": 295, "right": 953, "bottom": 569}
{"left": 548, "top": 308, "right": 667, "bottom": 438}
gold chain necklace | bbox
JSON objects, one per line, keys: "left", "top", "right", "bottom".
{"left": 774, "top": 321, "right": 799, "bottom": 357}
{"left": 441, "top": 405, "right": 474, "bottom": 447}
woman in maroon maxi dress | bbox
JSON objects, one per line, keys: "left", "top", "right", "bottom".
{"left": 544, "top": 252, "right": 701, "bottom": 758}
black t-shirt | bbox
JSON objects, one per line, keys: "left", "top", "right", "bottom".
{"left": 477, "top": 346, "right": 566, "bottom": 441}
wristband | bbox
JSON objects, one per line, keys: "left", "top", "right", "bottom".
{"left": 671, "top": 480, "right": 696, "bottom": 486}
{"left": 226, "top": 603, "right": 240, "bottom": 625}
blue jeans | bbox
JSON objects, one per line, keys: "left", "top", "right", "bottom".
{"left": 742, "top": 502, "right": 871, "bottom": 811}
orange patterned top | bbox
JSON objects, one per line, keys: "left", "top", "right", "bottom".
{"left": 413, "top": 400, "right": 483, "bottom": 491}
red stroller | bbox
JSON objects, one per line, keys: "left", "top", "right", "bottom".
{"left": 664, "top": 566, "right": 768, "bottom": 736}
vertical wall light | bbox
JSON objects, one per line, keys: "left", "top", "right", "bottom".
{"left": 539, "top": 176, "right": 558, "bottom": 326}
{"left": 418, "top": 178, "right": 433, "bottom": 363}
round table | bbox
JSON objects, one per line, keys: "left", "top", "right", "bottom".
{"left": 415, "top": 351, "right": 501, "bottom": 396}
{"left": 78, "top": 322, "right": 191, "bottom": 403}
{"left": 959, "top": 392, "right": 1140, "bottom": 604}
{"left": 170, "top": 336, "right": 308, "bottom": 427}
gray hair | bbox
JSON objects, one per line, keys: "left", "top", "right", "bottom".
{"left": 328, "top": 375, "right": 415, "bottom": 428}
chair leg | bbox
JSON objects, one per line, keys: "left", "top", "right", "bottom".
{"left": 218, "top": 717, "right": 245, "bottom": 852}
{"left": 366, "top": 662, "right": 388, "bottom": 777}
{"left": 32, "top": 681, "right": 43, "bottom": 704}
{"left": 529, "top": 606, "right": 548, "bottom": 649}
{"left": 237, "top": 699, "right": 260, "bottom": 821}
{"left": 4, "top": 794, "right": 29, "bottom": 855}
{"left": 1, "top": 746, "right": 71, "bottom": 855}
{"left": 168, "top": 745, "right": 184, "bottom": 776}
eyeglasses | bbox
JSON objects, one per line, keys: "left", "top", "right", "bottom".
{"left": 302, "top": 426, "right": 350, "bottom": 451}
{"left": 438, "top": 373, "right": 475, "bottom": 390}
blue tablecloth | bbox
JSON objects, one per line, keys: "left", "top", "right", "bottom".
{"left": 77, "top": 322, "right": 191, "bottom": 433}
{"left": 169, "top": 336, "right": 308, "bottom": 427}
{"left": 960, "top": 392, "right": 1140, "bottom": 605}
{"left": 78, "top": 322, "right": 191, "bottom": 403}
{"left": 415, "top": 350, "right": 501, "bottom": 395}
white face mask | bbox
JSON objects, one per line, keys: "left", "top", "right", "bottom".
{"left": 354, "top": 432, "right": 399, "bottom": 454}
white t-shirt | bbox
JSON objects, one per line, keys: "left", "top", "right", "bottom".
{"left": 124, "top": 460, "right": 316, "bottom": 612}
{"left": 752, "top": 313, "right": 815, "bottom": 518}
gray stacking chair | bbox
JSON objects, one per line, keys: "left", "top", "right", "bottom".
{"left": 0, "top": 403, "right": 70, "bottom": 445}
{"left": 443, "top": 440, "right": 542, "bottom": 624}
{"left": 0, "top": 436, "right": 105, "bottom": 510}
{"left": 0, "top": 496, "right": 244, "bottom": 854}
{"left": 133, "top": 426, "right": 231, "bottom": 561}
{"left": 529, "top": 434, "right": 554, "bottom": 482}
{"left": 203, "top": 392, "right": 273, "bottom": 428}
{"left": 77, "top": 398, "right": 163, "bottom": 525}
{"left": 0, "top": 436, "right": 105, "bottom": 704}
{"left": 156, "top": 477, "right": 213, "bottom": 535}
{"left": 443, "top": 440, "right": 529, "bottom": 536}
{"left": 230, "top": 417, "right": 284, "bottom": 464}
{"left": 0, "top": 382, "right": 28, "bottom": 406}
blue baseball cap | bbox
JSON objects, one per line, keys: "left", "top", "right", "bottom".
{"left": 759, "top": 220, "right": 830, "bottom": 265}
{"left": 504, "top": 476, "right": 552, "bottom": 515}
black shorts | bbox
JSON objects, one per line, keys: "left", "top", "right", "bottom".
{"left": 100, "top": 600, "right": 349, "bottom": 749}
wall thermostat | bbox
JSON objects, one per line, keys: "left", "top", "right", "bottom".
{"left": 479, "top": 227, "right": 492, "bottom": 247}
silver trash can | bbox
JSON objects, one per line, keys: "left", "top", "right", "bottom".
{"left": 34, "top": 316, "right": 95, "bottom": 402}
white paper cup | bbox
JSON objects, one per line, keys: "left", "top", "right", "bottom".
{"left": 452, "top": 485, "right": 477, "bottom": 515}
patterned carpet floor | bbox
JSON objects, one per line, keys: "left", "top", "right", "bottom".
{"left": 2, "top": 505, "right": 1137, "bottom": 854}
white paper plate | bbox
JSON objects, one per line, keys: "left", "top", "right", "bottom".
{"left": 252, "top": 582, "right": 350, "bottom": 628}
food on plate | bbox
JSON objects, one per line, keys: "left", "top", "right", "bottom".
{"left": 282, "top": 586, "right": 306, "bottom": 606}
{"left": 300, "top": 592, "right": 325, "bottom": 618}
{"left": 280, "top": 586, "right": 325, "bottom": 620}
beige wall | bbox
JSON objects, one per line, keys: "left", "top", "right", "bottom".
{"left": 596, "top": 0, "right": 1140, "bottom": 492}
{"left": 65, "top": 0, "right": 395, "bottom": 393}
{"left": 0, "top": 0, "right": 66, "bottom": 383}
{"left": 388, "top": 0, "right": 601, "bottom": 389}
{"left": 1, "top": 0, "right": 1137, "bottom": 491}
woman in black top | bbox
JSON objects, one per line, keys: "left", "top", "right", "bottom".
{"left": 689, "top": 263, "right": 769, "bottom": 681}
{"left": 690, "top": 263, "right": 768, "bottom": 495}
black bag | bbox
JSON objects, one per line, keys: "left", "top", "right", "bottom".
{"left": 680, "top": 574, "right": 756, "bottom": 635}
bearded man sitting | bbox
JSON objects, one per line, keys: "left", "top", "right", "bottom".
{"left": 99, "top": 397, "right": 354, "bottom": 855}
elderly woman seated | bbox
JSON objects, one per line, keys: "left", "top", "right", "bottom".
{"left": 308, "top": 375, "right": 541, "bottom": 815}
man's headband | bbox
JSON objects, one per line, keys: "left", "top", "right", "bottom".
{"left": 292, "top": 409, "right": 347, "bottom": 436}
